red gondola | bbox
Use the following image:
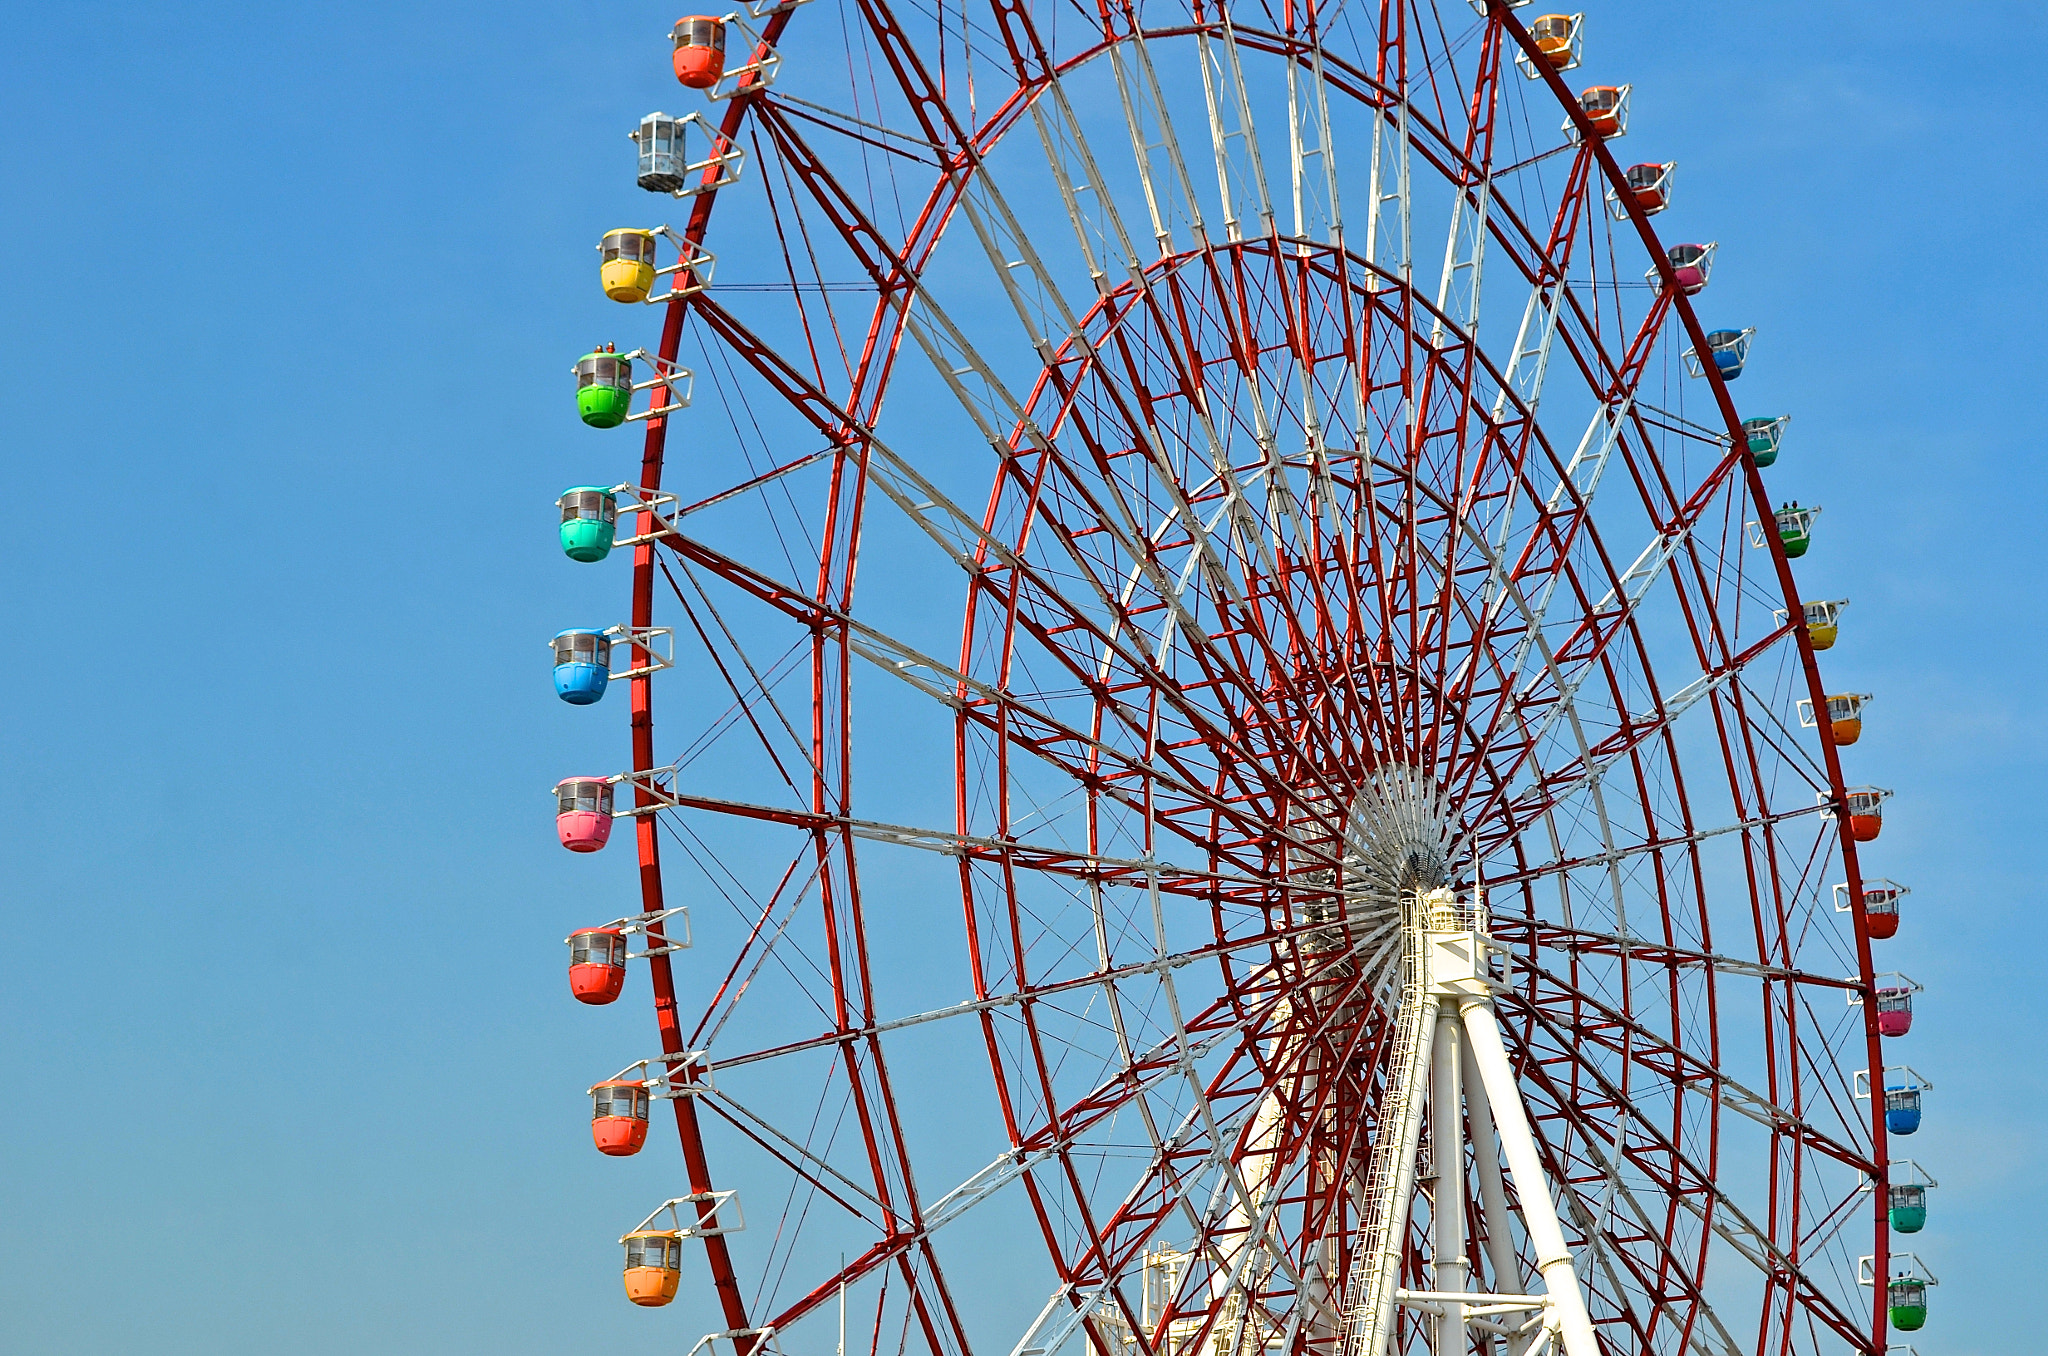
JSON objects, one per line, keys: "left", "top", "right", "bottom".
{"left": 590, "top": 1078, "right": 653, "bottom": 1156}
{"left": 1845, "top": 786, "right": 1892, "bottom": 842}
{"left": 1623, "top": 162, "right": 1674, "bottom": 214}
{"left": 567, "top": 927, "right": 628, "bottom": 1004}
{"left": 1864, "top": 884, "right": 1906, "bottom": 940}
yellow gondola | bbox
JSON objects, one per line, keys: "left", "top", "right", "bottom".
{"left": 599, "top": 229, "right": 658, "bottom": 303}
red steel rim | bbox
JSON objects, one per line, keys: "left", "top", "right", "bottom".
{"left": 600, "top": 4, "right": 1891, "bottom": 1353}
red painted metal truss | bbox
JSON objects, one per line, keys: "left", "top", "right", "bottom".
{"left": 598, "top": 5, "right": 1889, "bottom": 1356}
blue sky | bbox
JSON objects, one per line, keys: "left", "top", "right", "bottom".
{"left": 2, "top": 2, "right": 2042, "bottom": 1352}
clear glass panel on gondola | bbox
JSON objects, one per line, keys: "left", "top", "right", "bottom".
{"left": 592, "top": 1081, "right": 650, "bottom": 1121}
{"left": 600, "top": 230, "right": 655, "bottom": 264}
{"left": 553, "top": 629, "right": 612, "bottom": 668}
{"left": 558, "top": 487, "right": 619, "bottom": 525}
{"left": 632, "top": 111, "right": 690, "bottom": 193}
{"left": 569, "top": 928, "right": 626, "bottom": 967}
{"left": 624, "top": 1232, "right": 678, "bottom": 1270}
{"left": 556, "top": 779, "right": 613, "bottom": 816}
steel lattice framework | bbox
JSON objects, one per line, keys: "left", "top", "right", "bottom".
{"left": 573, "top": 4, "right": 1896, "bottom": 1356}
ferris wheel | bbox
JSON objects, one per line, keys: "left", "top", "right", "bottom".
{"left": 543, "top": 5, "right": 1933, "bottom": 1356}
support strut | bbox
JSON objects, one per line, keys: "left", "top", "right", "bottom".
{"left": 1339, "top": 889, "right": 1600, "bottom": 1356}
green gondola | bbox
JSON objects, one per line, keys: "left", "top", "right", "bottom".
{"left": 1775, "top": 502, "right": 1818, "bottom": 558}
{"left": 558, "top": 487, "right": 619, "bottom": 562}
{"left": 1743, "top": 415, "right": 1789, "bottom": 468}
{"left": 1888, "top": 1278, "right": 1928, "bottom": 1332}
{"left": 576, "top": 347, "right": 634, "bottom": 428}
{"left": 1888, "top": 1183, "right": 1928, "bottom": 1234}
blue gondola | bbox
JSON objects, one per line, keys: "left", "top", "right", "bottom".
{"left": 1885, "top": 1086, "right": 1922, "bottom": 1136}
{"left": 1704, "top": 328, "right": 1751, "bottom": 379}
{"left": 554, "top": 629, "right": 613, "bottom": 705}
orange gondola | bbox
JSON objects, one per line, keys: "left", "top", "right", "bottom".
{"left": 621, "top": 1230, "right": 683, "bottom": 1306}
{"left": 1826, "top": 693, "right": 1870, "bottom": 746}
{"left": 1577, "top": 84, "right": 1628, "bottom": 138}
{"left": 1528, "top": 14, "right": 1582, "bottom": 70}
{"left": 1803, "top": 692, "right": 1871, "bottom": 747}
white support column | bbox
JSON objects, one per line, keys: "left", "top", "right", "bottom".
{"left": 1430, "top": 1012, "right": 1467, "bottom": 1356}
{"left": 1460, "top": 1034, "right": 1525, "bottom": 1334}
{"left": 1457, "top": 1000, "right": 1599, "bottom": 1356}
